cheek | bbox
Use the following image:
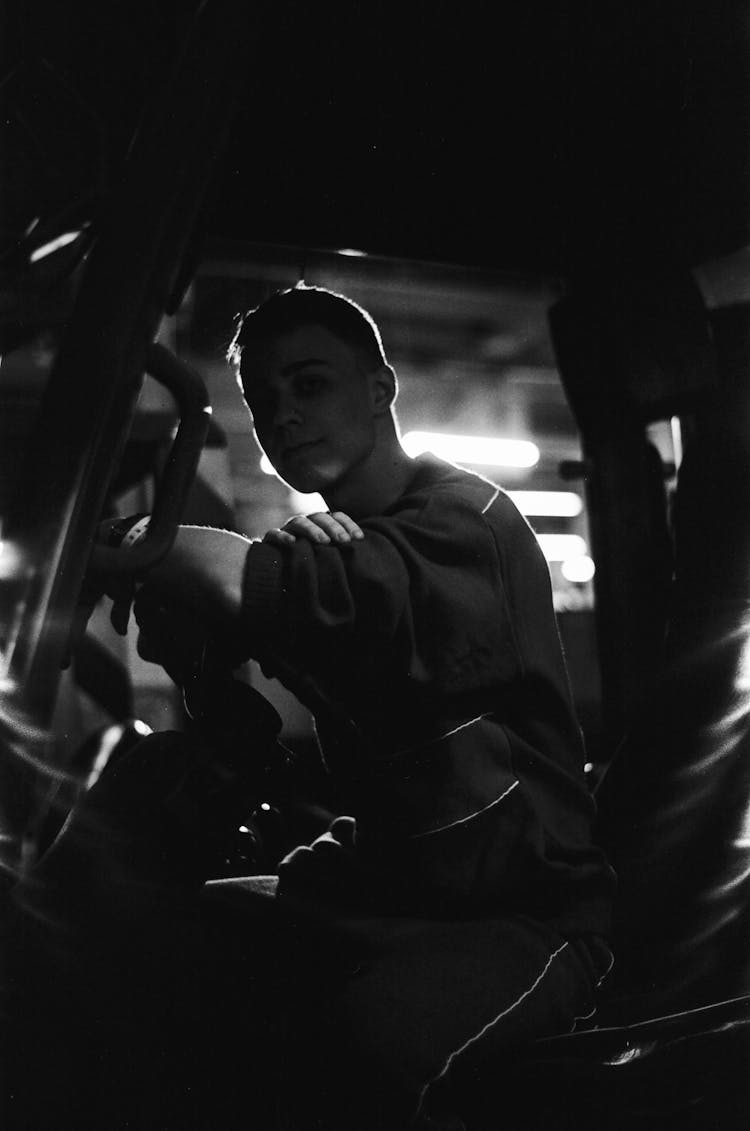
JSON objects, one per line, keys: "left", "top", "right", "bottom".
{"left": 333, "top": 394, "right": 373, "bottom": 435}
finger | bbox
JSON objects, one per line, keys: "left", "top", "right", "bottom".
{"left": 295, "top": 511, "right": 362, "bottom": 543}
{"left": 328, "top": 511, "right": 365, "bottom": 540}
{"left": 286, "top": 512, "right": 357, "bottom": 543}
{"left": 283, "top": 515, "right": 332, "bottom": 544}
{"left": 262, "top": 528, "right": 297, "bottom": 547}
{"left": 110, "top": 591, "right": 134, "bottom": 636}
{"left": 106, "top": 576, "right": 136, "bottom": 636}
{"left": 308, "top": 512, "right": 351, "bottom": 542}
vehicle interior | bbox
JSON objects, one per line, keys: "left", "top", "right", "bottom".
{"left": 2, "top": 2, "right": 750, "bottom": 1127}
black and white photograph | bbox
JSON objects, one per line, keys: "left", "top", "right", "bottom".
{"left": 1, "top": 3, "right": 749, "bottom": 1127}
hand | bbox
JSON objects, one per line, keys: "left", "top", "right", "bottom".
{"left": 108, "top": 577, "right": 139, "bottom": 636}
{"left": 65, "top": 515, "right": 149, "bottom": 663}
{"left": 133, "top": 584, "right": 248, "bottom": 685}
{"left": 262, "top": 511, "right": 364, "bottom": 548}
{"left": 65, "top": 566, "right": 137, "bottom": 667}
{"left": 76, "top": 524, "right": 251, "bottom": 675}
{"left": 132, "top": 586, "right": 206, "bottom": 685}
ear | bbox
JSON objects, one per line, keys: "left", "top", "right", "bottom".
{"left": 368, "top": 365, "right": 397, "bottom": 414}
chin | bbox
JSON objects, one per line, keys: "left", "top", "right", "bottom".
{"left": 286, "top": 458, "right": 344, "bottom": 494}
{"left": 281, "top": 468, "right": 329, "bottom": 495}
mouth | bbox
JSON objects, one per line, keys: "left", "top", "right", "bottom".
{"left": 281, "top": 439, "right": 322, "bottom": 459}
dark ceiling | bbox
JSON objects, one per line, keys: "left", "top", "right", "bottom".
{"left": 4, "top": 2, "right": 749, "bottom": 281}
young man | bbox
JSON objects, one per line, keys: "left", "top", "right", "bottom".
{"left": 16, "top": 285, "right": 613, "bottom": 1130}
{"left": 120, "top": 285, "right": 615, "bottom": 1126}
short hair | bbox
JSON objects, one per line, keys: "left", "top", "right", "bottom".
{"left": 227, "top": 285, "right": 387, "bottom": 380}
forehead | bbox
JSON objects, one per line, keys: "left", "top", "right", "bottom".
{"left": 241, "top": 323, "right": 362, "bottom": 387}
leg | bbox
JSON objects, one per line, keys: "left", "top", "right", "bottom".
{"left": 7, "top": 734, "right": 327, "bottom": 1130}
{"left": 287, "top": 914, "right": 607, "bottom": 1130}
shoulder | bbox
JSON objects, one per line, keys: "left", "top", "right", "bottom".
{"left": 403, "top": 458, "right": 550, "bottom": 581}
{"left": 384, "top": 454, "right": 532, "bottom": 538}
{"left": 350, "top": 455, "right": 543, "bottom": 578}
{"left": 383, "top": 454, "right": 502, "bottom": 516}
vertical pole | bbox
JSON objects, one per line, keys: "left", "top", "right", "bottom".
{"left": 0, "top": 0, "right": 253, "bottom": 873}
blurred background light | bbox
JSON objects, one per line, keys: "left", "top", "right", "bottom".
{"left": 401, "top": 431, "right": 540, "bottom": 468}
{"left": 561, "top": 555, "right": 596, "bottom": 583}
{"left": 29, "top": 230, "right": 81, "bottom": 263}
{"left": 288, "top": 489, "right": 327, "bottom": 513}
{"left": 263, "top": 440, "right": 548, "bottom": 479}
{"left": 536, "top": 534, "right": 587, "bottom": 561}
{"left": 0, "top": 538, "right": 24, "bottom": 580}
{"left": 670, "top": 415, "right": 683, "bottom": 469}
{"left": 508, "top": 490, "right": 583, "bottom": 517}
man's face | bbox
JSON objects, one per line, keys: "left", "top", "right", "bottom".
{"left": 241, "top": 324, "right": 381, "bottom": 496}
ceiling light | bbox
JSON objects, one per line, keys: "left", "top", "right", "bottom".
{"left": 401, "top": 431, "right": 539, "bottom": 468}
{"left": 561, "top": 555, "right": 596, "bottom": 583}
{"left": 29, "top": 230, "right": 81, "bottom": 263}
{"left": 507, "top": 491, "right": 583, "bottom": 517}
{"left": 0, "top": 538, "right": 23, "bottom": 580}
{"left": 536, "top": 534, "right": 587, "bottom": 561}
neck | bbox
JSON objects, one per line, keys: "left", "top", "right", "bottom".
{"left": 323, "top": 423, "right": 415, "bottom": 518}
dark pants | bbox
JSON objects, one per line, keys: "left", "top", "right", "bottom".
{"left": 7, "top": 736, "right": 609, "bottom": 1130}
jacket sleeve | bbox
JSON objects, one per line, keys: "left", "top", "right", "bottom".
{"left": 240, "top": 488, "right": 524, "bottom": 705}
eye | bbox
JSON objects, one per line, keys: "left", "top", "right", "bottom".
{"left": 295, "top": 374, "right": 325, "bottom": 396}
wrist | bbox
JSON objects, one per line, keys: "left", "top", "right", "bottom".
{"left": 100, "top": 513, "right": 151, "bottom": 549}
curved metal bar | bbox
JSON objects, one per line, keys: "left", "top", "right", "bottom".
{"left": 89, "top": 344, "right": 212, "bottom": 575}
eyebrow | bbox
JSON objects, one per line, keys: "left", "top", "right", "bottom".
{"left": 281, "top": 358, "right": 329, "bottom": 376}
